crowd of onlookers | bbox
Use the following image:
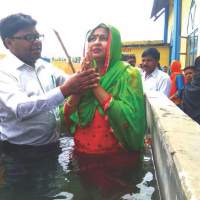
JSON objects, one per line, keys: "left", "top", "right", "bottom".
{"left": 122, "top": 48, "right": 200, "bottom": 125}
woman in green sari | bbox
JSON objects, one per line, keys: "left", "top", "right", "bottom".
{"left": 64, "top": 23, "right": 146, "bottom": 154}
{"left": 64, "top": 23, "right": 147, "bottom": 198}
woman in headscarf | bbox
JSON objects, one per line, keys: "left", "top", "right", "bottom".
{"left": 63, "top": 23, "right": 146, "bottom": 198}
{"left": 63, "top": 23, "right": 147, "bottom": 198}
{"left": 169, "top": 60, "right": 185, "bottom": 107}
{"left": 64, "top": 23, "right": 146, "bottom": 154}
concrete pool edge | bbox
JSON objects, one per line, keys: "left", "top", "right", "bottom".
{"left": 145, "top": 91, "right": 200, "bottom": 200}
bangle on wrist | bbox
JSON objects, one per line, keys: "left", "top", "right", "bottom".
{"left": 66, "top": 101, "right": 74, "bottom": 107}
{"left": 101, "top": 95, "right": 113, "bottom": 111}
{"left": 65, "top": 96, "right": 77, "bottom": 108}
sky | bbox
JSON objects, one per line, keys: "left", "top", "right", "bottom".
{"left": 0, "top": 0, "right": 164, "bottom": 58}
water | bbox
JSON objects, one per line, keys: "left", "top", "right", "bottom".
{"left": 0, "top": 137, "right": 160, "bottom": 200}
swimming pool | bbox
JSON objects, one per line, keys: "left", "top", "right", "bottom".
{"left": 0, "top": 137, "right": 159, "bottom": 200}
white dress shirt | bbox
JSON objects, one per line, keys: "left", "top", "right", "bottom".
{"left": 0, "top": 52, "right": 69, "bottom": 145}
{"left": 142, "top": 67, "right": 171, "bottom": 96}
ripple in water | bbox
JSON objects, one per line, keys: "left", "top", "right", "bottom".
{"left": 53, "top": 191, "right": 73, "bottom": 200}
{"left": 122, "top": 172, "right": 155, "bottom": 200}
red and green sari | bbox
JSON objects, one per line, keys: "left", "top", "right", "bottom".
{"left": 66, "top": 24, "right": 146, "bottom": 153}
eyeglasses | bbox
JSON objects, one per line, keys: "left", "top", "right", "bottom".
{"left": 10, "top": 34, "right": 44, "bottom": 42}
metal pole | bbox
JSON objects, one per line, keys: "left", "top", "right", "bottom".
{"left": 53, "top": 29, "right": 76, "bottom": 73}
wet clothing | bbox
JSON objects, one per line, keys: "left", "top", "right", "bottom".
{"left": 0, "top": 52, "right": 68, "bottom": 145}
{"left": 73, "top": 150, "right": 141, "bottom": 197}
{"left": 65, "top": 24, "right": 146, "bottom": 153}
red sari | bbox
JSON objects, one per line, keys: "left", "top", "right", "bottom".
{"left": 74, "top": 109, "right": 123, "bottom": 154}
{"left": 169, "top": 60, "right": 185, "bottom": 106}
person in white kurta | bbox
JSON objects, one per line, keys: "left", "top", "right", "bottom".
{"left": 0, "top": 13, "right": 99, "bottom": 146}
{"left": 141, "top": 48, "right": 171, "bottom": 97}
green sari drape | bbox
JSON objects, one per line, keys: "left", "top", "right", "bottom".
{"left": 69, "top": 24, "right": 146, "bottom": 151}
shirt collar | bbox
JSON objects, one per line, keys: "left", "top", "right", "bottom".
{"left": 5, "top": 51, "right": 40, "bottom": 71}
{"left": 144, "top": 67, "right": 159, "bottom": 78}
{"left": 3, "top": 51, "right": 47, "bottom": 73}
{"left": 5, "top": 51, "right": 26, "bottom": 69}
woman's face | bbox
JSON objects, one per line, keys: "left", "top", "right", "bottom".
{"left": 88, "top": 27, "right": 108, "bottom": 61}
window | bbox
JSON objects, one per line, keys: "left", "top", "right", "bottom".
{"left": 187, "top": 0, "right": 198, "bottom": 65}
{"left": 187, "top": 28, "right": 198, "bottom": 65}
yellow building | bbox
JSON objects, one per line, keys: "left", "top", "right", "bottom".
{"left": 122, "top": 40, "right": 170, "bottom": 67}
{"left": 151, "top": 0, "right": 200, "bottom": 67}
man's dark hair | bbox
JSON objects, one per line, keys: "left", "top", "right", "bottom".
{"left": 142, "top": 48, "right": 160, "bottom": 61}
{"left": 183, "top": 66, "right": 196, "bottom": 72}
{"left": 121, "top": 54, "right": 128, "bottom": 61}
{"left": 0, "top": 13, "right": 37, "bottom": 47}
{"left": 122, "top": 54, "right": 135, "bottom": 61}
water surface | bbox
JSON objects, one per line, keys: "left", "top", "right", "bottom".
{"left": 0, "top": 137, "right": 160, "bottom": 200}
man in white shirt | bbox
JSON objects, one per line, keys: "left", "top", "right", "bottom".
{"left": 0, "top": 13, "right": 99, "bottom": 147}
{"left": 141, "top": 48, "right": 171, "bottom": 96}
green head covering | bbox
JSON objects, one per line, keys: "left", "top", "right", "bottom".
{"left": 69, "top": 23, "right": 146, "bottom": 151}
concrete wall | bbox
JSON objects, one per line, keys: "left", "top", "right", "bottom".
{"left": 145, "top": 91, "right": 200, "bottom": 200}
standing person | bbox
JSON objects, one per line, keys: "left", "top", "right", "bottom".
{"left": 127, "top": 54, "right": 136, "bottom": 67}
{"left": 169, "top": 60, "right": 185, "bottom": 107}
{"left": 183, "top": 66, "right": 196, "bottom": 89}
{"left": 141, "top": 48, "right": 171, "bottom": 96}
{"left": 182, "top": 56, "right": 200, "bottom": 124}
{"left": 0, "top": 13, "right": 99, "bottom": 148}
{"left": 63, "top": 23, "right": 146, "bottom": 197}
{"left": 161, "top": 65, "right": 168, "bottom": 73}
{"left": 0, "top": 13, "right": 100, "bottom": 200}
{"left": 64, "top": 23, "right": 146, "bottom": 153}
{"left": 122, "top": 54, "right": 136, "bottom": 67}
